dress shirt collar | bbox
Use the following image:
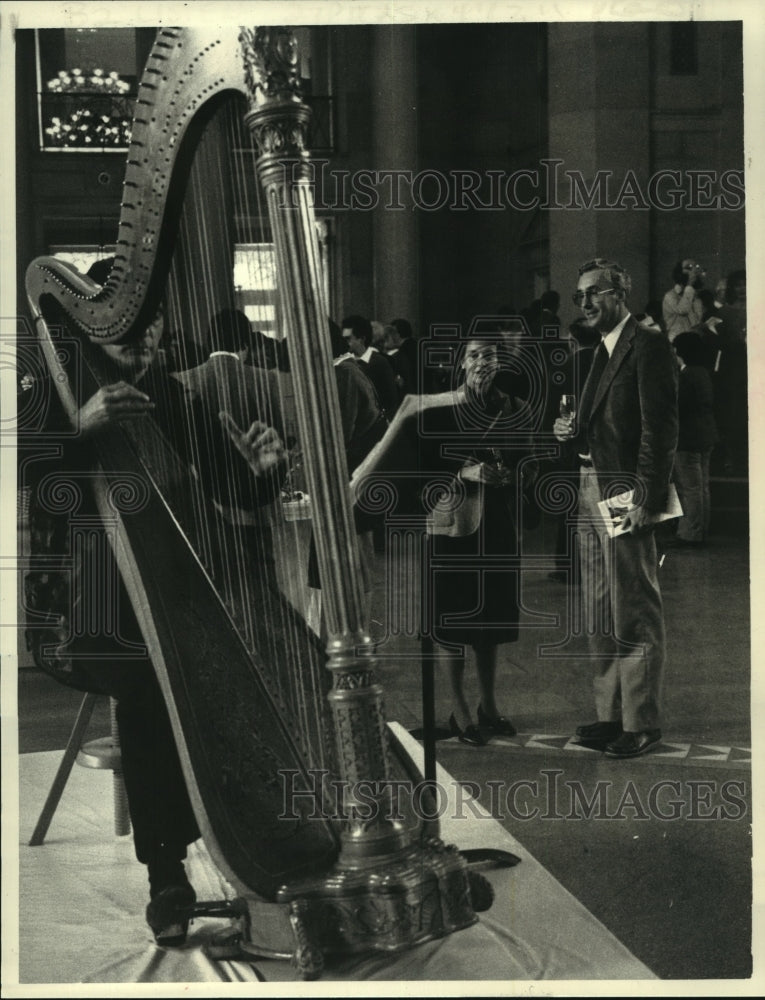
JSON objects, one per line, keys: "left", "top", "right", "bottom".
{"left": 359, "top": 346, "right": 377, "bottom": 365}
{"left": 601, "top": 313, "right": 631, "bottom": 356}
{"left": 209, "top": 351, "right": 240, "bottom": 360}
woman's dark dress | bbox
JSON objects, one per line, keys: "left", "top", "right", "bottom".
{"left": 358, "top": 387, "right": 535, "bottom": 650}
{"left": 421, "top": 394, "right": 531, "bottom": 649}
{"left": 428, "top": 482, "right": 520, "bottom": 648}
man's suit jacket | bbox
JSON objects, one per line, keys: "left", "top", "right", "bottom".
{"left": 583, "top": 317, "right": 678, "bottom": 513}
{"left": 385, "top": 349, "right": 415, "bottom": 402}
{"left": 358, "top": 350, "right": 399, "bottom": 419}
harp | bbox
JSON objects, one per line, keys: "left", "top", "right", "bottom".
{"left": 25, "top": 27, "right": 490, "bottom": 977}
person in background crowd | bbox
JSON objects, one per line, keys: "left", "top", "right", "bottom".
{"left": 688, "top": 289, "right": 724, "bottom": 373}
{"left": 390, "top": 317, "right": 421, "bottom": 393}
{"left": 173, "top": 307, "right": 287, "bottom": 584}
{"left": 383, "top": 321, "right": 416, "bottom": 402}
{"left": 342, "top": 313, "right": 399, "bottom": 418}
{"left": 713, "top": 278, "right": 726, "bottom": 311}
{"left": 305, "top": 319, "right": 388, "bottom": 633}
{"left": 662, "top": 258, "right": 705, "bottom": 341}
{"left": 642, "top": 299, "right": 667, "bottom": 335}
{"left": 714, "top": 269, "right": 747, "bottom": 475}
{"left": 371, "top": 320, "right": 387, "bottom": 352}
{"left": 670, "top": 331, "right": 717, "bottom": 546}
{"left": 522, "top": 290, "right": 561, "bottom": 337}
{"left": 719, "top": 269, "right": 747, "bottom": 344}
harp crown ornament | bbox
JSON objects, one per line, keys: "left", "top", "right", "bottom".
{"left": 238, "top": 27, "right": 303, "bottom": 106}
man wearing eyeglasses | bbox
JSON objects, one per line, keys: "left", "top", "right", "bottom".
{"left": 553, "top": 258, "right": 678, "bottom": 758}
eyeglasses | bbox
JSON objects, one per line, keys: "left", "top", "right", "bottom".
{"left": 571, "top": 286, "right": 616, "bottom": 307}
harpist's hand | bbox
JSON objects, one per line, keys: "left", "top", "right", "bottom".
{"left": 460, "top": 462, "right": 513, "bottom": 487}
{"left": 220, "top": 413, "right": 286, "bottom": 476}
{"left": 78, "top": 382, "right": 155, "bottom": 435}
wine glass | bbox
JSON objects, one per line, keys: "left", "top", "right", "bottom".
{"left": 560, "top": 394, "right": 577, "bottom": 427}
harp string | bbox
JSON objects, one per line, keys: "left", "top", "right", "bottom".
{"left": 159, "top": 96, "right": 330, "bottom": 771}
{"left": 234, "top": 99, "right": 330, "bottom": 763}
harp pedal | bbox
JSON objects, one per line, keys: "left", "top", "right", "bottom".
{"left": 270, "top": 836, "right": 483, "bottom": 979}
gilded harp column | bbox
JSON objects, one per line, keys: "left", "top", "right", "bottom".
{"left": 238, "top": 26, "right": 394, "bottom": 841}
{"left": 237, "top": 27, "right": 482, "bottom": 972}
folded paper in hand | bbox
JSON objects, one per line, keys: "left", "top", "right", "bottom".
{"left": 598, "top": 484, "right": 683, "bottom": 537}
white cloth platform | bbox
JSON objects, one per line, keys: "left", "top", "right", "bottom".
{"left": 12, "top": 725, "right": 654, "bottom": 986}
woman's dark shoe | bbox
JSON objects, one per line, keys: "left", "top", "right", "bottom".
{"left": 477, "top": 704, "right": 517, "bottom": 737}
{"left": 449, "top": 713, "right": 487, "bottom": 747}
{"left": 146, "top": 881, "right": 196, "bottom": 947}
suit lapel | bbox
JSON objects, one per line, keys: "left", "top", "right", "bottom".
{"left": 591, "top": 317, "right": 637, "bottom": 416}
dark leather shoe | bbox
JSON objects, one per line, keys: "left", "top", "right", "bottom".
{"left": 477, "top": 704, "right": 517, "bottom": 737}
{"left": 576, "top": 720, "right": 622, "bottom": 740}
{"left": 604, "top": 730, "right": 662, "bottom": 759}
{"left": 146, "top": 882, "right": 196, "bottom": 947}
{"left": 449, "top": 713, "right": 487, "bottom": 747}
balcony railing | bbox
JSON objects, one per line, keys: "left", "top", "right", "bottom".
{"left": 39, "top": 91, "right": 136, "bottom": 152}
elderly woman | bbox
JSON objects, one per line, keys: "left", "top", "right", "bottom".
{"left": 354, "top": 329, "right": 537, "bottom": 745}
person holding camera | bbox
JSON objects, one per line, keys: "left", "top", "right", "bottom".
{"left": 662, "top": 258, "right": 706, "bottom": 341}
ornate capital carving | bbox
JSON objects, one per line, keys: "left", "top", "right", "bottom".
{"left": 238, "top": 26, "right": 302, "bottom": 107}
{"left": 247, "top": 112, "right": 310, "bottom": 159}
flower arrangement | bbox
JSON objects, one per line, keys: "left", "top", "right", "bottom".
{"left": 43, "top": 67, "right": 133, "bottom": 148}
{"left": 45, "top": 108, "right": 132, "bottom": 147}
{"left": 46, "top": 67, "right": 131, "bottom": 95}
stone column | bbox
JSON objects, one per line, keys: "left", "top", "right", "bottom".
{"left": 547, "top": 23, "right": 652, "bottom": 327}
{"left": 371, "top": 26, "right": 419, "bottom": 330}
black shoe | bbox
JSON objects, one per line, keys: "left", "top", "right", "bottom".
{"left": 146, "top": 881, "right": 196, "bottom": 947}
{"left": 477, "top": 704, "right": 517, "bottom": 737}
{"left": 573, "top": 720, "right": 622, "bottom": 751}
{"left": 449, "top": 713, "right": 487, "bottom": 747}
{"left": 604, "top": 730, "right": 662, "bottom": 759}
{"left": 575, "top": 720, "right": 622, "bottom": 740}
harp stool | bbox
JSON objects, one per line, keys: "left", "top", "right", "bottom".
{"left": 28, "top": 693, "right": 131, "bottom": 846}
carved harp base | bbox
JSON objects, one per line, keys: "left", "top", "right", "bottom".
{"left": 231, "top": 836, "right": 488, "bottom": 980}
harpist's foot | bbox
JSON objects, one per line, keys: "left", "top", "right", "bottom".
{"left": 146, "top": 880, "right": 196, "bottom": 947}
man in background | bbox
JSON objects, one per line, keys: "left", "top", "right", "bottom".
{"left": 342, "top": 313, "right": 399, "bottom": 418}
{"left": 554, "top": 257, "right": 678, "bottom": 758}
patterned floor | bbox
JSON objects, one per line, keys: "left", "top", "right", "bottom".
{"left": 435, "top": 731, "right": 751, "bottom": 768}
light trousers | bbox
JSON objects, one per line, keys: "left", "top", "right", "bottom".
{"left": 576, "top": 468, "right": 666, "bottom": 732}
